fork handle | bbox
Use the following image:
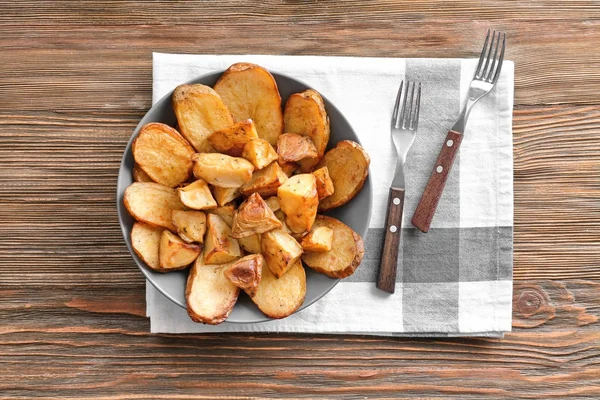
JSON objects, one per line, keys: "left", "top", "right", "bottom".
{"left": 411, "top": 130, "right": 463, "bottom": 233}
{"left": 376, "top": 187, "right": 405, "bottom": 294}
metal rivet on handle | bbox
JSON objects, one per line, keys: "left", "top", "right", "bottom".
{"left": 393, "top": 198, "right": 401, "bottom": 205}
{"left": 447, "top": 139, "right": 454, "bottom": 147}
{"left": 389, "top": 225, "right": 398, "bottom": 233}
{"left": 436, "top": 166, "right": 443, "bottom": 173}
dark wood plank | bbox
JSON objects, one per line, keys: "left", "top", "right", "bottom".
{"left": 1, "top": 1, "right": 600, "bottom": 398}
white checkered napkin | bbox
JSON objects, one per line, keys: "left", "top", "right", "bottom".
{"left": 147, "top": 53, "right": 514, "bottom": 336}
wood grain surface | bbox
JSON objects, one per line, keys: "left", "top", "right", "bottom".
{"left": 1, "top": 1, "right": 599, "bottom": 398}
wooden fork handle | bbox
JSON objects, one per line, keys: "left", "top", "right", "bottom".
{"left": 376, "top": 187, "right": 405, "bottom": 294}
{"left": 411, "top": 130, "right": 463, "bottom": 233}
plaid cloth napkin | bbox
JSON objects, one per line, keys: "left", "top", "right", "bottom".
{"left": 147, "top": 53, "right": 514, "bottom": 337}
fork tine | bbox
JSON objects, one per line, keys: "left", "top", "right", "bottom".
{"left": 491, "top": 33, "right": 506, "bottom": 84}
{"left": 392, "top": 81, "right": 404, "bottom": 126}
{"left": 411, "top": 82, "right": 422, "bottom": 130}
{"left": 475, "top": 29, "right": 490, "bottom": 78}
{"left": 398, "top": 80, "right": 410, "bottom": 128}
{"left": 403, "top": 81, "right": 415, "bottom": 129}
{"left": 480, "top": 30, "right": 496, "bottom": 79}
{"left": 486, "top": 31, "right": 501, "bottom": 81}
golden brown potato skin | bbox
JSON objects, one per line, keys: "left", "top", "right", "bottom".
{"left": 312, "top": 166, "right": 335, "bottom": 200}
{"left": 186, "top": 257, "right": 239, "bottom": 325}
{"left": 283, "top": 89, "right": 330, "bottom": 171}
{"left": 224, "top": 254, "right": 264, "bottom": 298}
{"left": 192, "top": 153, "right": 254, "bottom": 188}
{"left": 250, "top": 258, "right": 306, "bottom": 319}
{"left": 130, "top": 222, "right": 162, "bottom": 271}
{"left": 277, "top": 132, "right": 318, "bottom": 163}
{"left": 240, "top": 161, "right": 288, "bottom": 198}
{"left": 124, "top": 182, "right": 187, "bottom": 232}
{"left": 301, "top": 215, "right": 364, "bottom": 278}
{"left": 133, "top": 163, "right": 155, "bottom": 183}
{"left": 214, "top": 63, "right": 283, "bottom": 146}
{"left": 207, "top": 119, "right": 258, "bottom": 157}
{"left": 261, "top": 229, "right": 303, "bottom": 278}
{"left": 158, "top": 230, "right": 201, "bottom": 271}
{"left": 231, "top": 193, "right": 282, "bottom": 238}
{"left": 172, "top": 84, "right": 234, "bottom": 152}
{"left": 132, "top": 122, "right": 195, "bottom": 188}
{"left": 316, "top": 140, "right": 370, "bottom": 211}
{"left": 204, "top": 213, "right": 241, "bottom": 264}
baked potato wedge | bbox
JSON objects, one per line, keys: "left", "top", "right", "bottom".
{"left": 242, "top": 138, "right": 279, "bottom": 170}
{"left": 251, "top": 258, "right": 306, "bottom": 319}
{"left": 132, "top": 122, "right": 195, "bottom": 187}
{"left": 240, "top": 161, "right": 288, "bottom": 198}
{"left": 212, "top": 186, "right": 240, "bottom": 207}
{"left": 283, "top": 89, "right": 330, "bottom": 171}
{"left": 264, "top": 196, "right": 280, "bottom": 212}
{"left": 204, "top": 213, "right": 241, "bottom": 264}
{"left": 214, "top": 63, "right": 283, "bottom": 146}
{"left": 301, "top": 215, "right": 364, "bottom": 278}
{"left": 124, "top": 182, "right": 186, "bottom": 232}
{"left": 172, "top": 84, "right": 234, "bottom": 152}
{"left": 178, "top": 179, "right": 217, "bottom": 210}
{"left": 186, "top": 257, "right": 239, "bottom": 324}
{"left": 276, "top": 132, "right": 318, "bottom": 163}
{"left": 312, "top": 166, "right": 334, "bottom": 200}
{"left": 261, "top": 229, "right": 303, "bottom": 278}
{"left": 192, "top": 153, "right": 254, "bottom": 188}
{"left": 171, "top": 210, "right": 206, "bottom": 243}
{"left": 238, "top": 234, "right": 262, "bottom": 254}
{"left": 224, "top": 254, "right": 264, "bottom": 298}
{"left": 277, "top": 174, "right": 319, "bottom": 234}
{"left": 316, "top": 140, "right": 370, "bottom": 211}
{"left": 208, "top": 204, "right": 236, "bottom": 228}
{"left": 231, "top": 193, "right": 282, "bottom": 238}
{"left": 130, "top": 222, "right": 162, "bottom": 271}
{"left": 301, "top": 226, "right": 333, "bottom": 252}
{"left": 133, "top": 163, "right": 154, "bottom": 183}
{"left": 158, "top": 230, "right": 201, "bottom": 271}
{"left": 207, "top": 119, "right": 258, "bottom": 157}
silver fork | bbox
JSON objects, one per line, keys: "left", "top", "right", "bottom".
{"left": 377, "top": 80, "right": 422, "bottom": 294}
{"left": 411, "top": 30, "right": 506, "bottom": 233}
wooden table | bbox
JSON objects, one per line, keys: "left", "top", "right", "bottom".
{"left": 1, "top": 1, "right": 599, "bottom": 398}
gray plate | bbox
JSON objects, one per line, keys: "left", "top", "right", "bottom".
{"left": 117, "top": 71, "right": 373, "bottom": 323}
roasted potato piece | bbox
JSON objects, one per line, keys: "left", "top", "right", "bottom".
{"left": 277, "top": 132, "right": 318, "bottom": 163}
{"left": 178, "top": 179, "right": 217, "bottom": 210}
{"left": 172, "top": 84, "right": 234, "bottom": 152}
{"left": 231, "top": 193, "right": 282, "bottom": 238}
{"left": 133, "top": 163, "right": 154, "bottom": 183}
{"left": 224, "top": 254, "right": 264, "bottom": 297}
{"left": 208, "top": 204, "right": 236, "bottom": 228}
{"left": 278, "top": 160, "right": 298, "bottom": 177}
{"left": 186, "top": 257, "right": 239, "bottom": 325}
{"left": 238, "top": 234, "right": 262, "bottom": 254}
{"left": 158, "top": 230, "right": 201, "bottom": 271}
{"left": 261, "top": 229, "right": 303, "bottom": 278}
{"left": 240, "top": 161, "right": 288, "bottom": 198}
{"left": 265, "top": 196, "right": 280, "bottom": 212}
{"left": 192, "top": 153, "right": 254, "bottom": 188}
{"left": 301, "top": 226, "right": 333, "bottom": 252}
{"left": 283, "top": 89, "right": 330, "bottom": 171}
{"left": 204, "top": 213, "right": 241, "bottom": 264}
{"left": 212, "top": 186, "right": 240, "bottom": 207}
{"left": 274, "top": 210, "right": 293, "bottom": 234}
{"left": 251, "top": 258, "right": 306, "bottom": 319}
{"left": 124, "top": 182, "right": 186, "bottom": 232}
{"left": 207, "top": 119, "right": 258, "bottom": 156}
{"left": 130, "top": 222, "right": 162, "bottom": 271}
{"left": 242, "top": 138, "right": 279, "bottom": 170}
{"left": 302, "top": 215, "right": 364, "bottom": 278}
{"left": 277, "top": 174, "right": 319, "bottom": 233}
{"left": 132, "top": 122, "right": 195, "bottom": 187}
{"left": 312, "top": 166, "right": 335, "bottom": 199}
{"left": 171, "top": 210, "right": 206, "bottom": 243}
{"left": 214, "top": 63, "right": 283, "bottom": 146}
{"left": 316, "top": 140, "right": 370, "bottom": 211}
